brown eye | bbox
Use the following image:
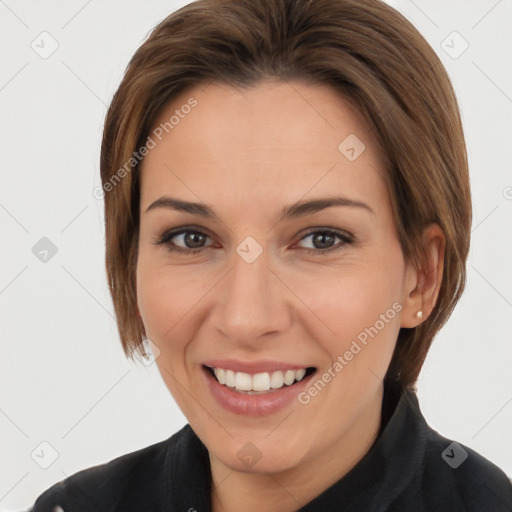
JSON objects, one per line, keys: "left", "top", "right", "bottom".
{"left": 297, "top": 229, "right": 353, "bottom": 255}
{"left": 155, "top": 228, "right": 213, "bottom": 254}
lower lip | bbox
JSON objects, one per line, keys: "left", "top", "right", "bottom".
{"left": 202, "top": 365, "right": 316, "bottom": 417}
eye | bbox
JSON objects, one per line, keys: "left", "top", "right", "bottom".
{"left": 153, "top": 227, "right": 214, "bottom": 255}
{"left": 296, "top": 229, "right": 353, "bottom": 256}
{"left": 153, "top": 226, "right": 354, "bottom": 257}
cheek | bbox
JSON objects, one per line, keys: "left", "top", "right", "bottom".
{"left": 287, "top": 258, "right": 403, "bottom": 368}
{"left": 135, "top": 254, "right": 188, "bottom": 352}
{"left": 136, "top": 258, "right": 203, "bottom": 415}
{"left": 136, "top": 245, "right": 196, "bottom": 328}
{"left": 135, "top": 254, "right": 214, "bottom": 368}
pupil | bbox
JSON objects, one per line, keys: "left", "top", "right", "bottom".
{"left": 314, "top": 232, "right": 334, "bottom": 249}
{"left": 185, "top": 232, "right": 204, "bottom": 248}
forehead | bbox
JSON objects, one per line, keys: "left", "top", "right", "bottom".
{"left": 139, "top": 80, "right": 386, "bottom": 207}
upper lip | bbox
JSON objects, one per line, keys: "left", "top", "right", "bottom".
{"left": 202, "top": 359, "right": 314, "bottom": 375}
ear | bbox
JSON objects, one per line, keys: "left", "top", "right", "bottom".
{"left": 400, "top": 223, "right": 445, "bottom": 328}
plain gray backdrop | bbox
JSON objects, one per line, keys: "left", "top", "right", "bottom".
{"left": 1, "top": 1, "right": 511, "bottom": 510}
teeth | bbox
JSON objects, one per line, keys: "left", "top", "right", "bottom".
{"left": 211, "top": 367, "right": 310, "bottom": 392}
{"left": 235, "top": 371, "right": 252, "bottom": 391}
{"left": 214, "top": 367, "right": 226, "bottom": 385}
{"left": 225, "top": 369, "right": 236, "bottom": 388}
{"left": 270, "top": 371, "right": 284, "bottom": 389}
{"left": 295, "top": 368, "right": 307, "bottom": 381}
{"left": 253, "top": 372, "right": 270, "bottom": 391}
{"left": 283, "top": 370, "right": 295, "bottom": 385}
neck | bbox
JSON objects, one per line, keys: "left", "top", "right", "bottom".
{"left": 209, "top": 385, "right": 384, "bottom": 512}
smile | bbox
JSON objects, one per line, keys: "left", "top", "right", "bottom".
{"left": 202, "top": 364, "right": 317, "bottom": 416}
{"left": 206, "top": 366, "right": 315, "bottom": 394}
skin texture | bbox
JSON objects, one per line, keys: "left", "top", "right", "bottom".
{"left": 136, "top": 80, "right": 445, "bottom": 512}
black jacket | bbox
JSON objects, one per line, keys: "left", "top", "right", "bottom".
{"left": 30, "top": 381, "right": 512, "bottom": 511}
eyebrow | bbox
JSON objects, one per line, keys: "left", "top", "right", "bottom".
{"left": 144, "top": 195, "right": 375, "bottom": 219}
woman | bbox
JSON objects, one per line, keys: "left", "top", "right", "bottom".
{"left": 31, "top": 0, "right": 512, "bottom": 510}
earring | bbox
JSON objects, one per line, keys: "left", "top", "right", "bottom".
{"left": 415, "top": 310, "right": 423, "bottom": 319}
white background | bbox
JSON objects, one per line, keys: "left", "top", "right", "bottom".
{"left": 0, "top": 1, "right": 511, "bottom": 510}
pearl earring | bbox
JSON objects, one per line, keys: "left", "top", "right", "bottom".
{"left": 416, "top": 310, "right": 423, "bottom": 319}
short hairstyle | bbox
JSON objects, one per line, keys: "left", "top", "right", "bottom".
{"left": 100, "top": 0, "right": 472, "bottom": 389}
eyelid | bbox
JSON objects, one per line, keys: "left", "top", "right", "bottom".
{"left": 153, "top": 226, "right": 213, "bottom": 247}
{"left": 155, "top": 226, "right": 352, "bottom": 242}
{"left": 294, "top": 228, "right": 353, "bottom": 251}
{"left": 154, "top": 225, "right": 354, "bottom": 254}
{"left": 296, "top": 227, "right": 353, "bottom": 242}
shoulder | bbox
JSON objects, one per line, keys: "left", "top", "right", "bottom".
{"left": 394, "top": 402, "right": 512, "bottom": 512}
{"left": 422, "top": 428, "right": 512, "bottom": 511}
{"left": 29, "top": 425, "right": 192, "bottom": 511}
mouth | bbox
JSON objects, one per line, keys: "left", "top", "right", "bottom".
{"left": 202, "top": 364, "right": 317, "bottom": 395}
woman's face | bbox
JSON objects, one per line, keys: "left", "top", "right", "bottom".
{"left": 136, "top": 80, "right": 414, "bottom": 475}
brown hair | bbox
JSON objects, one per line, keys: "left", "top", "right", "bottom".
{"left": 100, "top": 0, "right": 471, "bottom": 389}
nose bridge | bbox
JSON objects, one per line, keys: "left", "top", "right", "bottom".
{"left": 216, "top": 240, "right": 290, "bottom": 340}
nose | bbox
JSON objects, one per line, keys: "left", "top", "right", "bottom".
{"left": 214, "top": 245, "right": 292, "bottom": 345}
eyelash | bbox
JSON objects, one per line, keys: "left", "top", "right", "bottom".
{"left": 153, "top": 226, "right": 354, "bottom": 256}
